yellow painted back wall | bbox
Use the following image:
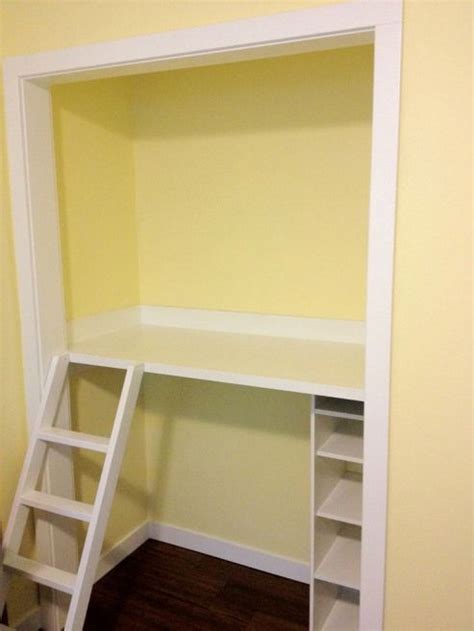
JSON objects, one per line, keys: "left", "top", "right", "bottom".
{"left": 133, "top": 46, "right": 372, "bottom": 318}
{"left": 1, "top": 2, "right": 472, "bottom": 630}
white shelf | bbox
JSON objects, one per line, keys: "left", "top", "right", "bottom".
{"left": 315, "top": 396, "right": 364, "bottom": 420}
{"left": 69, "top": 324, "right": 365, "bottom": 398}
{"left": 323, "top": 598, "right": 359, "bottom": 630}
{"left": 317, "top": 430, "right": 363, "bottom": 464}
{"left": 315, "top": 534, "right": 361, "bottom": 590}
{"left": 317, "top": 475, "right": 362, "bottom": 526}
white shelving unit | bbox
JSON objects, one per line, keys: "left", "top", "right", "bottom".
{"left": 311, "top": 396, "right": 364, "bottom": 630}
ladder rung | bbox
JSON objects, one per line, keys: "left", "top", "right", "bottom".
{"left": 3, "top": 551, "right": 76, "bottom": 594}
{"left": 20, "top": 490, "right": 94, "bottom": 522}
{"left": 37, "top": 427, "right": 109, "bottom": 453}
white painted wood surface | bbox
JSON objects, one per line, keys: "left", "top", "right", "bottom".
{"left": 139, "top": 306, "right": 366, "bottom": 344}
{"left": 69, "top": 324, "right": 365, "bottom": 399}
{"left": 20, "top": 491, "right": 94, "bottom": 523}
{"left": 3, "top": 2, "right": 401, "bottom": 86}
{"left": 309, "top": 396, "right": 317, "bottom": 630}
{"left": 315, "top": 533, "right": 361, "bottom": 591}
{"left": 317, "top": 475, "right": 362, "bottom": 527}
{"left": 317, "top": 428, "right": 364, "bottom": 464}
{"left": 323, "top": 598, "right": 359, "bottom": 630}
{"left": 69, "top": 305, "right": 365, "bottom": 345}
{"left": 37, "top": 428, "right": 110, "bottom": 453}
{"left": 3, "top": 554, "right": 76, "bottom": 595}
{"left": 360, "top": 17, "right": 402, "bottom": 630}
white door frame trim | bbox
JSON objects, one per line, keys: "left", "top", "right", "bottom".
{"left": 3, "top": 2, "right": 402, "bottom": 629}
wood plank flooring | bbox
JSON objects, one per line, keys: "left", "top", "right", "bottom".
{"left": 84, "top": 540, "right": 309, "bottom": 630}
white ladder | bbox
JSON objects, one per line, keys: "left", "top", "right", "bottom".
{"left": 0, "top": 353, "right": 144, "bottom": 630}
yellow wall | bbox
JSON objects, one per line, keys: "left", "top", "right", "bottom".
{"left": 133, "top": 46, "right": 372, "bottom": 319}
{"left": 1, "top": 2, "right": 472, "bottom": 630}
{"left": 145, "top": 376, "right": 311, "bottom": 559}
{"left": 53, "top": 45, "right": 372, "bottom": 321}
{"left": 52, "top": 79, "right": 139, "bottom": 320}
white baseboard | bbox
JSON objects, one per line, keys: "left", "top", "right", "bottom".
{"left": 69, "top": 305, "right": 365, "bottom": 345}
{"left": 149, "top": 521, "right": 310, "bottom": 584}
{"left": 95, "top": 521, "right": 149, "bottom": 582}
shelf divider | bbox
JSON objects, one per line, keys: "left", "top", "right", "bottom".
{"left": 317, "top": 475, "right": 362, "bottom": 526}
{"left": 317, "top": 430, "right": 363, "bottom": 464}
{"left": 314, "top": 533, "right": 361, "bottom": 591}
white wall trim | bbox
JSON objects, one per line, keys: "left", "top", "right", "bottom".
{"left": 140, "top": 306, "right": 365, "bottom": 344}
{"left": 68, "top": 305, "right": 365, "bottom": 345}
{"left": 95, "top": 521, "right": 149, "bottom": 583}
{"left": 149, "top": 522, "right": 310, "bottom": 584}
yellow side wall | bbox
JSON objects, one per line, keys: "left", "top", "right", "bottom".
{"left": 52, "top": 78, "right": 139, "bottom": 319}
{"left": 1, "top": 2, "right": 472, "bottom": 630}
{"left": 133, "top": 46, "right": 372, "bottom": 319}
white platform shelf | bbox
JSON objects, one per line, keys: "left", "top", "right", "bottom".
{"left": 317, "top": 475, "right": 362, "bottom": 526}
{"left": 322, "top": 598, "right": 360, "bottom": 630}
{"left": 68, "top": 319, "right": 365, "bottom": 398}
{"left": 314, "top": 533, "right": 361, "bottom": 590}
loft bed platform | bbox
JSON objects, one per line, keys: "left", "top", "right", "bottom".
{"left": 67, "top": 308, "right": 365, "bottom": 399}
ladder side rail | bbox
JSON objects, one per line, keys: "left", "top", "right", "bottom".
{"left": 1, "top": 354, "right": 70, "bottom": 616}
{"left": 2, "top": 354, "right": 70, "bottom": 550}
{"left": 65, "top": 363, "right": 144, "bottom": 630}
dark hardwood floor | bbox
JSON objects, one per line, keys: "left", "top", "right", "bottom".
{"left": 84, "top": 540, "right": 309, "bottom": 630}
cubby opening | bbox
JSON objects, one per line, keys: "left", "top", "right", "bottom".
{"left": 51, "top": 45, "right": 374, "bottom": 323}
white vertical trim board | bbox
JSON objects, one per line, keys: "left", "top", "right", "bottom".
{"left": 149, "top": 522, "right": 310, "bottom": 584}
{"left": 360, "top": 19, "right": 402, "bottom": 631}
